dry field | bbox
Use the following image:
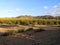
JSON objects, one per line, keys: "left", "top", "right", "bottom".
{"left": 0, "top": 25, "right": 60, "bottom": 45}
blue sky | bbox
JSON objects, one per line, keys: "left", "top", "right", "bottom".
{"left": 0, "top": 0, "right": 60, "bottom": 17}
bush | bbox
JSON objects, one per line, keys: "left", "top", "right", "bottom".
{"left": 16, "top": 28, "right": 33, "bottom": 33}
{"left": 17, "top": 29, "right": 24, "bottom": 33}
{"left": 34, "top": 28, "right": 45, "bottom": 32}
{"left": 24, "top": 27, "right": 33, "bottom": 31}
{"left": 1, "top": 30, "right": 16, "bottom": 36}
{"left": 1, "top": 32, "right": 10, "bottom": 36}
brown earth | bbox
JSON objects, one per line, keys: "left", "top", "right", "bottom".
{"left": 0, "top": 25, "right": 60, "bottom": 45}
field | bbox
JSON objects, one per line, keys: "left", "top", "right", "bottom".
{"left": 0, "top": 25, "right": 60, "bottom": 45}
{"left": 0, "top": 0, "right": 60, "bottom": 45}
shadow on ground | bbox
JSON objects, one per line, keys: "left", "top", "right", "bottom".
{"left": 0, "top": 30, "right": 60, "bottom": 45}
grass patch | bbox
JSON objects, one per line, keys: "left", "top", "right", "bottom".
{"left": 34, "top": 28, "right": 45, "bottom": 32}
{"left": 17, "top": 29, "right": 24, "bottom": 33}
{"left": 0, "top": 27, "right": 45, "bottom": 36}
{"left": 24, "top": 27, "right": 33, "bottom": 32}
{"left": 17, "top": 27, "right": 33, "bottom": 33}
{"left": 1, "top": 30, "right": 16, "bottom": 36}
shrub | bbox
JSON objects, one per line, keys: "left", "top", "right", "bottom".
{"left": 24, "top": 27, "right": 33, "bottom": 32}
{"left": 16, "top": 28, "right": 33, "bottom": 33}
{"left": 17, "top": 29, "right": 24, "bottom": 33}
{"left": 1, "top": 32, "right": 10, "bottom": 36}
{"left": 1, "top": 30, "right": 16, "bottom": 36}
{"left": 34, "top": 28, "right": 45, "bottom": 32}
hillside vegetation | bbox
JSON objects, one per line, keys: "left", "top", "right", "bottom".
{"left": 0, "top": 15, "right": 60, "bottom": 25}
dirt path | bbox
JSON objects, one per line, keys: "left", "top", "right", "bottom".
{"left": 0, "top": 30, "right": 60, "bottom": 45}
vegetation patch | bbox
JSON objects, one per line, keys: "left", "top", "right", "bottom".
{"left": 0, "top": 17, "right": 60, "bottom": 25}
{"left": 24, "top": 27, "right": 33, "bottom": 32}
{"left": 17, "top": 29, "right": 24, "bottom": 33}
{"left": 34, "top": 28, "right": 45, "bottom": 32}
{"left": 1, "top": 30, "right": 16, "bottom": 36}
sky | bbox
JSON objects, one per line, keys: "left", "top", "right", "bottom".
{"left": 0, "top": 0, "right": 60, "bottom": 17}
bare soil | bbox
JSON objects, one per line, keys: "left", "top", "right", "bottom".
{"left": 0, "top": 25, "right": 60, "bottom": 45}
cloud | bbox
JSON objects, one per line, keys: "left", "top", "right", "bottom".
{"left": 50, "top": 11, "right": 60, "bottom": 16}
{"left": 52, "top": 4, "right": 60, "bottom": 15}
{"left": 55, "top": 11, "right": 60, "bottom": 15}
{"left": 16, "top": 8, "right": 20, "bottom": 12}
{"left": 53, "top": 5, "right": 60, "bottom": 10}
{"left": 7, "top": 8, "right": 20, "bottom": 14}
{"left": 43, "top": 4, "right": 60, "bottom": 16}
{"left": 43, "top": 6, "right": 48, "bottom": 9}
{"left": 53, "top": 5, "right": 58, "bottom": 9}
{"left": 8, "top": 10, "right": 14, "bottom": 14}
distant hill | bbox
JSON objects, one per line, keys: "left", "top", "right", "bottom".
{"left": 16, "top": 15, "right": 60, "bottom": 19}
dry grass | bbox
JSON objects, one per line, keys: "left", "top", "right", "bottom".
{"left": 0, "top": 24, "right": 60, "bottom": 32}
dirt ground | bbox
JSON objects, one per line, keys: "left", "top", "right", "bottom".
{"left": 0, "top": 25, "right": 60, "bottom": 45}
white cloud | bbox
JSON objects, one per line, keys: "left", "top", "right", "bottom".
{"left": 50, "top": 11, "right": 60, "bottom": 16}
{"left": 55, "top": 12, "right": 60, "bottom": 15}
{"left": 16, "top": 8, "right": 20, "bottom": 12}
{"left": 8, "top": 10, "right": 14, "bottom": 14}
{"left": 53, "top": 5, "right": 60, "bottom": 10}
{"left": 43, "top": 6, "right": 48, "bottom": 9}
{"left": 7, "top": 8, "right": 20, "bottom": 14}
{"left": 43, "top": 4, "right": 60, "bottom": 16}
{"left": 53, "top": 5, "right": 58, "bottom": 9}
{"left": 53, "top": 5, "right": 58, "bottom": 12}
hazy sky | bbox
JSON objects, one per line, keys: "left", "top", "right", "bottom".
{"left": 0, "top": 0, "right": 60, "bottom": 17}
